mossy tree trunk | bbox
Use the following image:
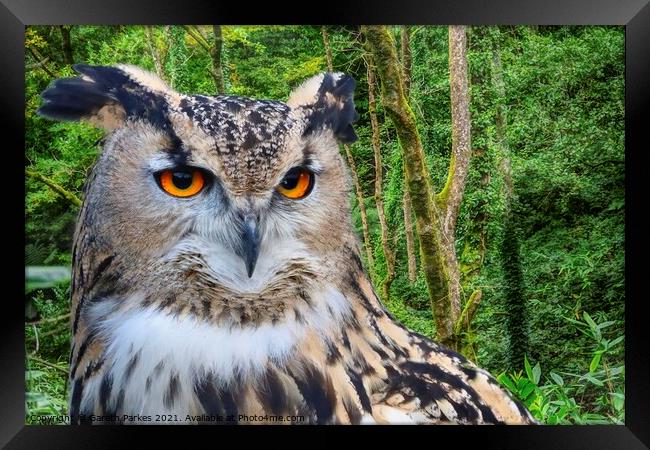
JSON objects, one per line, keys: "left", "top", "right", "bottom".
{"left": 463, "top": 26, "right": 491, "bottom": 278}
{"left": 145, "top": 26, "right": 171, "bottom": 79}
{"left": 321, "top": 26, "right": 335, "bottom": 72}
{"left": 362, "top": 25, "right": 459, "bottom": 349}
{"left": 454, "top": 26, "right": 494, "bottom": 359}
{"left": 59, "top": 26, "right": 74, "bottom": 65}
{"left": 343, "top": 147, "right": 376, "bottom": 272}
{"left": 367, "top": 54, "right": 395, "bottom": 300}
{"left": 400, "top": 26, "right": 418, "bottom": 283}
{"left": 211, "top": 25, "right": 225, "bottom": 94}
{"left": 322, "top": 26, "right": 376, "bottom": 273}
{"left": 435, "top": 26, "right": 472, "bottom": 333}
{"left": 400, "top": 26, "right": 412, "bottom": 94}
{"left": 182, "top": 25, "right": 225, "bottom": 94}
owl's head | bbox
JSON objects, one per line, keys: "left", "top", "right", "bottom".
{"left": 39, "top": 65, "right": 360, "bottom": 297}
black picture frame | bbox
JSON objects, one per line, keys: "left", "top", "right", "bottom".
{"left": 4, "top": 0, "right": 647, "bottom": 447}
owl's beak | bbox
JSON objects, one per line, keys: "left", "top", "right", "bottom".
{"left": 240, "top": 215, "right": 261, "bottom": 278}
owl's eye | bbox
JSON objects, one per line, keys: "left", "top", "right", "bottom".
{"left": 276, "top": 167, "right": 314, "bottom": 199}
{"left": 157, "top": 168, "right": 206, "bottom": 198}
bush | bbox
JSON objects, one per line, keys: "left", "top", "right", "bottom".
{"left": 497, "top": 311, "right": 624, "bottom": 424}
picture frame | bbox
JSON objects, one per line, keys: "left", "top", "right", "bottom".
{"left": 4, "top": 0, "right": 647, "bottom": 446}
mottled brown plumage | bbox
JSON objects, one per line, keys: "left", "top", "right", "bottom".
{"left": 39, "top": 64, "right": 535, "bottom": 425}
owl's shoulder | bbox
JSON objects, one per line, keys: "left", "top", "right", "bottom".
{"left": 368, "top": 326, "right": 536, "bottom": 424}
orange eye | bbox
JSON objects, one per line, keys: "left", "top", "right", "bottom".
{"left": 158, "top": 168, "right": 205, "bottom": 198}
{"left": 276, "top": 167, "right": 314, "bottom": 199}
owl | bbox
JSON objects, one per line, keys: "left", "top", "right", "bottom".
{"left": 38, "top": 64, "right": 535, "bottom": 425}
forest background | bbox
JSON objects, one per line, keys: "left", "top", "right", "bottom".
{"left": 24, "top": 25, "right": 625, "bottom": 425}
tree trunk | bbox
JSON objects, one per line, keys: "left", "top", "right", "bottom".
{"left": 145, "top": 26, "right": 165, "bottom": 78}
{"left": 400, "top": 26, "right": 412, "bottom": 96}
{"left": 211, "top": 25, "right": 225, "bottom": 94}
{"left": 439, "top": 26, "right": 472, "bottom": 232}
{"left": 344, "top": 145, "right": 376, "bottom": 272}
{"left": 491, "top": 28, "right": 528, "bottom": 369}
{"left": 403, "top": 183, "right": 418, "bottom": 283}
{"left": 463, "top": 27, "right": 491, "bottom": 277}
{"left": 321, "top": 26, "right": 375, "bottom": 272}
{"left": 59, "top": 26, "right": 74, "bottom": 65}
{"left": 492, "top": 31, "right": 514, "bottom": 203}
{"left": 181, "top": 25, "right": 225, "bottom": 94}
{"left": 362, "top": 26, "right": 457, "bottom": 349}
{"left": 367, "top": 54, "right": 395, "bottom": 300}
{"left": 435, "top": 25, "right": 472, "bottom": 333}
{"left": 399, "top": 26, "right": 418, "bottom": 282}
{"left": 321, "top": 26, "right": 334, "bottom": 72}
{"left": 454, "top": 26, "right": 493, "bottom": 359}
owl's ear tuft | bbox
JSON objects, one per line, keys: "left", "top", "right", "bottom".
{"left": 38, "top": 64, "right": 174, "bottom": 131}
{"left": 288, "top": 72, "right": 359, "bottom": 144}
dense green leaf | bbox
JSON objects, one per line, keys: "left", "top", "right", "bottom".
{"left": 550, "top": 372, "right": 564, "bottom": 386}
{"left": 532, "top": 363, "right": 542, "bottom": 385}
{"left": 589, "top": 352, "right": 602, "bottom": 373}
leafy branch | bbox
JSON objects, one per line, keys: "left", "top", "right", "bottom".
{"left": 25, "top": 168, "right": 81, "bottom": 207}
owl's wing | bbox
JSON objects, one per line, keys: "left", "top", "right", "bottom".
{"left": 369, "top": 330, "right": 538, "bottom": 424}
{"left": 340, "top": 269, "right": 537, "bottom": 425}
{"left": 66, "top": 168, "right": 126, "bottom": 423}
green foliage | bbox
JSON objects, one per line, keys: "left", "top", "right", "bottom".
{"left": 25, "top": 274, "right": 71, "bottom": 423}
{"left": 465, "top": 26, "right": 624, "bottom": 382}
{"left": 497, "top": 311, "right": 624, "bottom": 424}
{"left": 26, "top": 369, "right": 68, "bottom": 419}
{"left": 224, "top": 26, "right": 331, "bottom": 99}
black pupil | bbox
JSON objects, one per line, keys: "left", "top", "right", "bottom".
{"left": 172, "top": 171, "right": 193, "bottom": 189}
{"left": 281, "top": 169, "right": 302, "bottom": 190}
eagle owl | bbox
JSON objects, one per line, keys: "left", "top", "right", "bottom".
{"left": 38, "top": 64, "right": 535, "bottom": 425}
